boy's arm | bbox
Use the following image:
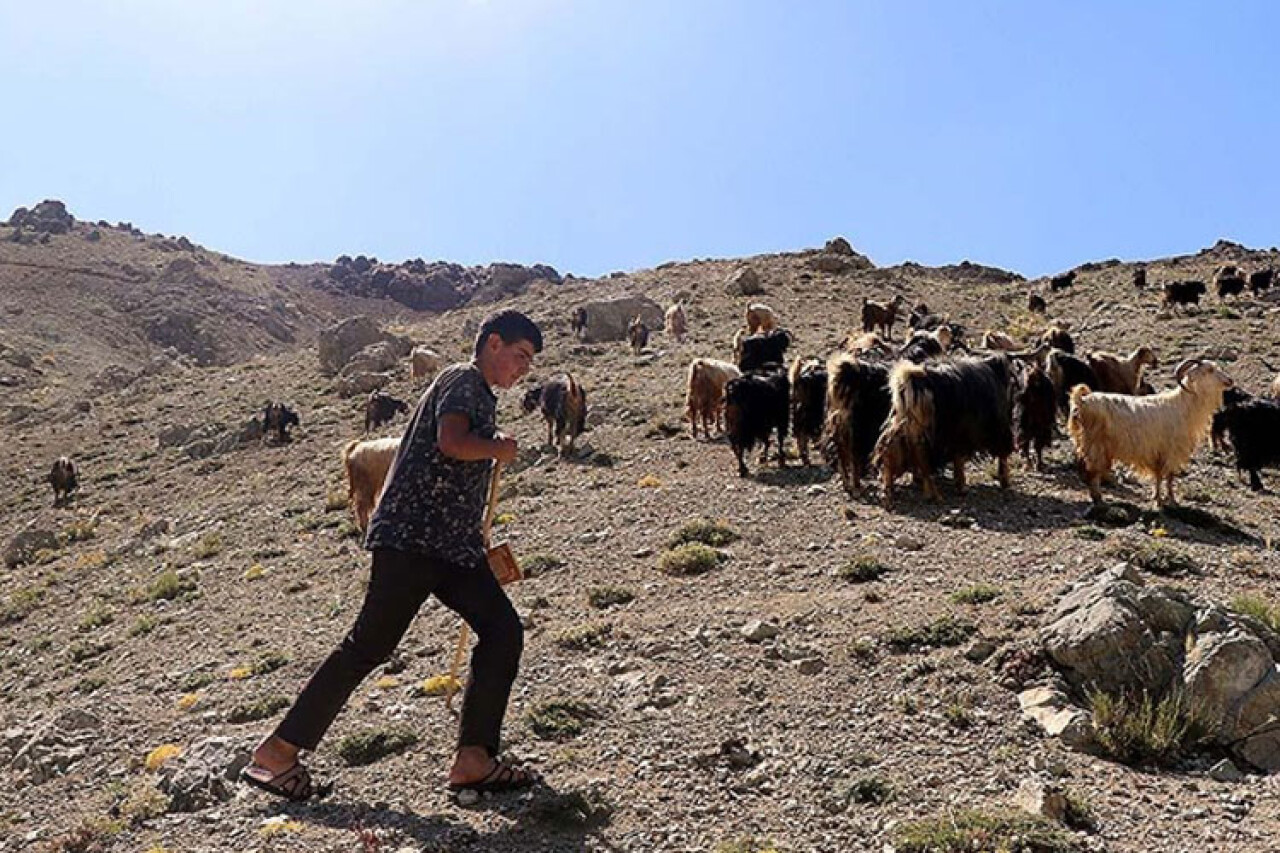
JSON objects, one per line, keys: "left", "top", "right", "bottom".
{"left": 438, "top": 413, "right": 518, "bottom": 463}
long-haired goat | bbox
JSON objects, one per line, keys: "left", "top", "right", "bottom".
{"left": 738, "top": 328, "right": 792, "bottom": 373}
{"left": 724, "top": 368, "right": 790, "bottom": 477}
{"left": 1216, "top": 397, "right": 1280, "bottom": 491}
{"left": 899, "top": 325, "right": 953, "bottom": 363}
{"left": 843, "top": 331, "right": 895, "bottom": 361}
{"left": 343, "top": 436, "right": 401, "bottom": 532}
{"left": 1016, "top": 364, "right": 1057, "bottom": 471}
{"left": 1214, "top": 264, "right": 1247, "bottom": 299}
{"left": 685, "top": 357, "right": 741, "bottom": 438}
{"left": 1047, "top": 349, "right": 1098, "bottom": 415}
{"left": 1248, "top": 268, "right": 1274, "bottom": 295}
{"left": 627, "top": 316, "right": 650, "bottom": 355}
{"left": 873, "top": 354, "right": 1015, "bottom": 504}
{"left": 1067, "top": 358, "right": 1233, "bottom": 506}
{"left": 1211, "top": 387, "right": 1252, "bottom": 452}
{"left": 664, "top": 302, "right": 688, "bottom": 342}
{"left": 789, "top": 356, "right": 827, "bottom": 466}
{"left": 1087, "top": 346, "right": 1159, "bottom": 395}
{"left": 1040, "top": 322, "right": 1075, "bottom": 355}
{"left": 49, "top": 456, "right": 78, "bottom": 506}
{"left": 745, "top": 303, "right": 778, "bottom": 333}
{"left": 824, "top": 354, "right": 892, "bottom": 493}
{"left": 522, "top": 373, "right": 588, "bottom": 456}
{"left": 982, "top": 330, "right": 1021, "bottom": 352}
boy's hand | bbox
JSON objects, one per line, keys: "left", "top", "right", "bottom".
{"left": 493, "top": 435, "right": 519, "bottom": 464}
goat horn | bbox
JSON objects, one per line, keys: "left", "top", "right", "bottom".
{"left": 1172, "top": 359, "right": 1202, "bottom": 381}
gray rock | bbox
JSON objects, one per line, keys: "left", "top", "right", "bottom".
{"left": 572, "top": 295, "right": 664, "bottom": 343}
{"left": 1183, "top": 629, "right": 1273, "bottom": 730}
{"left": 1018, "top": 686, "right": 1094, "bottom": 751}
{"left": 965, "top": 640, "right": 997, "bottom": 662}
{"left": 317, "top": 316, "right": 410, "bottom": 375}
{"left": 723, "top": 267, "right": 764, "bottom": 296}
{"left": 1209, "top": 758, "right": 1245, "bottom": 782}
{"left": 157, "top": 736, "right": 252, "bottom": 812}
{"left": 1012, "top": 778, "right": 1068, "bottom": 822}
{"left": 741, "top": 620, "right": 780, "bottom": 643}
{"left": 4, "top": 526, "right": 59, "bottom": 569}
{"left": 9, "top": 709, "right": 102, "bottom": 784}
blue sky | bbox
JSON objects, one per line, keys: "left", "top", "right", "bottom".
{"left": 2, "top": 1, "right": 1276, "bottom": 278}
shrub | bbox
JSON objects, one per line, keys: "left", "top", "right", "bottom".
{"left": 1087, "top": 688, "right": 1210, "bottom": 767}
{"left": 587, "top": 586, "right": 634, "bottom": 609}
{"left": 555, "top": 622, "right": 612, "bottom": 651}
{"left": 668, "top": 519, "right": 739, "bottom": 548}
{"left": 950, "top": 584, "right": 1001, "bottom": 605}
{"left": 337, "top": 727, "right": 419, "bottom": 766}
{"left": 847, "top": 775, "right": 893, "bottom": 805}
{"left": 192, "top": 532, "right": 224, "bottom": 559}
{"left": 62, "top": 518, "right": 98, "bottom": 543}
{"left": 78, "top": 606, "right": 114, "bottom": 631}
{"left": 659, "top": 543, "right": 723, "bottom": 576}
{"left": 527, "top": 787, "right": 613, "bottom": 830}
{"left": 129, "top": 616, "right": 157, "bottom": 637}
{"left": 883, "top": 615, "right": 976, "bottom": 652}
{"left": 226, "top": 695, "right": 290, "bottom": 724}
{"left": 521, "top": 553, "right": 565, "bottom": 577}
{"left": 144, "top": 744, "right": 183, "bottom": 772}
{"left": 68, "top": 640, "right": 112, "bottom": 663}
{"left": 418, "top": 674, "right": 462, "bottom": 696}
{"left": 892, "top": 808, "right": 1082, "bottom": 852}
{"left": 526, "top": 698, "right": 599, "bottom": 740}
{"left": 1231, "top": 594, "right": 1280, "bottom": 633}
{"left": 1108, "top": 540, "right": 1199, "bottom": 575}
{"left": 0, "top": 587, "right": 44, "bottom": 624}
{"left": 140, "top": 569, "right": 197, "bottom": 602}
{"left": 838, "top": 555, "right": 887, "bottom": 582}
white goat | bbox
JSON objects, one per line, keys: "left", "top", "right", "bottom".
{"left": 1067, "top": 359, "right": 1232, "bottom": 506}
{"left": 745, "top": 303, "right": 777, "bottom": 334}
{"left": 685, "top": 357, "right": 741, "bottom": 438}
{"left": 342, "top": 436, "right": 401, "bottom": 531}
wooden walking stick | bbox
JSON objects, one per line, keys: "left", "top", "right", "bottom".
{"left": 445, "top": 461, "right": 521, "bottom": 712}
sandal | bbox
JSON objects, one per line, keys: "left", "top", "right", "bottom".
{"left": 240, "top": 762, "right": 324, "bottom": 801}
{"left": 448, "top": 758, "right": 538, "bottom": 794}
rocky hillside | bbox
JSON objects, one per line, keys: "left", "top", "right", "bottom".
{"left": 2, "top": 205, "right": 1280, "bottom": 853}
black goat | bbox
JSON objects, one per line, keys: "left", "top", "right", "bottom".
{"left": 1217, "top": 397, "right": 1280, "bottom": 491}
{"left": 1047, "top": 350, "right": 1099, "bottom": 415}
{"left": 737, "top": 329, "right": 792, "bottom": 373}
{"left": 364, "top": 390, "right": 408, "bottom": 434}
{"left": 262, "top": 401, "right": 300, "bottom": 443}
{"left": 1162, "top": 280, "right": 1206, "bottom": 310}
{"left": 1015, "top": 365, "right": 1056, "bottom": 471}
{"left": 49, "top": 456, "right": 78, "bottom": 505}
{"left": 1248, "top": 268, "right": 1274, "bottom": 295}
{"left": 873, "top": 354, "right": 1015, "bottom": 503}
{"left": 824, "top": 354, "right": 891, "bottom": 493}
{"left": 788, "top": 357, "right": 827, "bottom": 466}
{"left": 1027, "top": 292, "right": 1047, "bottom": 313}
{"left": 1211, "top": 386, "right": 1253, "bottom": 452}
{"left": 522, "top": 373, "right": 588, "bottom": 457}
{"left": 724, "top": 368, "right": 790, "bottom": 477}
{"left": 1049, "top": 271, "right": 1076, "bottom": 292}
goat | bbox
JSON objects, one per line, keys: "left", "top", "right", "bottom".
{"left": 789, "top": 357, "right": 827, "bottom": 466}
{"left": 908, "top": 307, "right": 947, "bottom": 332}
{"left": 724, "top": 367, "right": 790, "bottom": 477}
{"left": 48, "top": 456, "right": 78, "bottom": 505}
{"left": 1040, "top": 322, "right": 1074, "bottom": 355}
{"left": 1087, "top": 346, "right": 1159, "bottom": 395}
{"left": 1214, "top": 264, "right": 1247, "bottom": 299}
{"left": 981, "top": 330, "right": 1021, "bottom": 352}
{"left": 873, "top": 354, "right": 1015, "bottom": 504}
{"left": 861, "top": 295, "right": 906, "bottom": 339}
{"left": 364, "top": 390, "right": 408, "bottom": 434}
{"left": 1049, "top": 271, "right": 1076, "bottom": 292}
{"left": 1248, "top": 268, "right": 1274, "bottom": 295}
{"left": 1162, "top": 280, "right": 1206, "bottom": 311}
{"left": 824, "top": 354, "right": 891, "bottom": 493}
{"left": 745, "top": 303, "right": 778, "bottom": 333}
{"left": 685, "top": 357, "right": 740, "bottom": 438}
{"left": 343, "top": 436, "right": 401, "bottom": 532}
{"left": 664, "top": 302, "right": 688, "bottom": 342}
{"left": 262, "top": 401, "right": 300, "bottom": 443}
{"left": 409, "top": 345, "right": 441, "bottom": 380}
{"left": 842, "top": 331, "right": 896, "bottom": 361}
{"left": 1132, "top": 267, "right": 1147, "bottom": 289}
{"left": 899, "top": 325, "right": 953, "bottom": 363}
{"left": 1211, "top": 386, "right": 1253, "bottom": 452}
{"left": 570, "top": 307, "right": 588, "bottom": 337}
{"left": 1047, "top": 350, "right": 1098, "bottom": 415}
{"left": 627, "top": 316, "right": 650, "bottom": 355}
{"left": 737, "top": 328, "right": 792, "bottom": 373}
{"left": 1217, "top": 397, "right": 1280, "bottom": 491}
{"left": 522, "top": 373, "right": 588, "bottom": 457}
{"left": 1015, "top": 365, "right": 1056, "bottom": 471}
{"left": 1027, "top": 292, "right": 1047, "bottom": 313}
{"left": 1067, "top": 358, "right": 1233, "bottom": 506}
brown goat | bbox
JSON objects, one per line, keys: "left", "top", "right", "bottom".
{"left": 861, "top": 295, "right": 906, "bottom": 339}
{"left": 1087, "top": 346, "right": 1159, "bottom": 395}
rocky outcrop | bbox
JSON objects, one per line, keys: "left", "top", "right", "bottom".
{"left": 1029, "top": 563, "right": 1280, "bottom": 771}
{"left": 316, "top": 316, "right": 412, "bottom": 376}
{"left": 723, "top": 267, "right": 764, "bottom": 296}
{"left": 7, "top": 200, "right": 75, "bottom": 235}
{"left": 572, "top": 296, "right": 664, "bottom": 343}
{"left": 323, "top": 255, "right": 560, "bottom": 312}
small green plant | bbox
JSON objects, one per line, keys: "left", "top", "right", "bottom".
{"left": 78, "top": 606, "right": 114, "bottom": 631}
{"left": 668, "top": 519, "right": 739, "bottom": 548}
{"left": 892, "top": 808, "right": 1082, "bottom": 852}
{"left": 180, "top": 670, "right": 217, "bottom": 692}
{"left": 226, "top": 695, "right": 290, "bottom": 724}
{"left": 0, "top": 587, "right": 44, "bottom": 624}
{"left": 140, "top": 569, "right": 197, "bottom": 602}
{"left": 950, "top": 584, "right": 1001, "bottom": 605}
{"left": 883, "top": 615, "right": 976, "bottom": 652}
{"left": 555, "top": 622, "right": 612, "bottom": 651}
{"left": 847, "top": 775, "right": 893, "bottom": 805}
{"left": 68, "top": 640, "right": 113, "bottom": 663}
{"left": 850, "top": 638, "right": 877, "bottom": 661}
{"left": 521, "top": 553, "right": 565, "bottom": 577}
{"left": 336, "top": 727, "right": 419, "bottom": 766}
{"left": 943, "top": 701, "right": 974, "bottom": 729}
{"left": 1216, "top": 305, "right": 1240, "bottom": 320}
{"left": 128, "top": 616, "right": 157, "bottom": 637}
{"left": 250, "top": 652, "right": 289, "bottom": 676}
{"left": 62, "top": 518, "right": 98, "bottom": 543}
{"left": 1063, "top": 790, "right": 1098, "bottom": 832}
{"left": 73, "top": 675, "right": 108, "bottom": 694}
{"left": 118, "top": 779, "right": 170, "bottom": 825}
{"left": 1231, "top": 594, "right": 1280, "bottom": 632}
{"left": 526, "top": 698, "right": 600, "bottom": 740}
{"left": 1073, "top": 524, "right": 1107, "bottom": 541}
{"left": 587, "top": 586, "right": 634, "bottom": 609}
{"left": 192, "top": 531, "right": 224, "bottom": 559}
{"left": 1087, "top": 688, "right": 1210, "bottom": 767}
{"left": 659, "top": 543, "right": 724, "bottom": 576}
{"left": 1108, "top": 540, "right": 1199, "bottom": 575}
{"left": 838, "top": 555, "right": 887, "bottom": 583}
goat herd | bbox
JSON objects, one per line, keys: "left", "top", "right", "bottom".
{"left": 686, "top": 267, "right": 1280, "bottom": 512}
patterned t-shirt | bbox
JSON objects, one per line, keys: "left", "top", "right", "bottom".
{"left": 364, "top": 362, "right": 497, "bottom": 564}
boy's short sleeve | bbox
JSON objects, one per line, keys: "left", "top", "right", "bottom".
{"left": 435, "top": 372, "right": 480, "bottom": 422}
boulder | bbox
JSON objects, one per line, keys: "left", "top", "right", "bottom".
{"left": 317, "top": 317, "right": 410, "bottom": 375}
{"left": 4, "top": 526, "right": 59, "bottom": 569}
{"left": 1017, "top": 686, "right": 1094, "bottom": 751}
{"left": 8, "top": 709, "right": 101, "bottom": 784}
{"left": 723, "top": 267, "right": 764, "bottom": 296}
{"left": 1012, "top": 778, "right": 1068, "bottom": 823}
{"left": 157, "top": 736, "right": 252, "bottom": 812}
{"left": 572, "top": 296, "right": 664, "bottom": 343}
{"left": 7, "top": 200, "right": 74, "bottom": 234}
{"left": 334, "top": 370, "right": 395, "bottom": 398}
{"left": 824, "top": 236, "right": 856, "bottom": 256}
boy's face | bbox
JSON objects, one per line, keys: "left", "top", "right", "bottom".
{"left": 484, "top": 335, "right": 536, "bottom": 389}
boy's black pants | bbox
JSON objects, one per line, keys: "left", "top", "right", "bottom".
{"left": 275, "top": 547, "right": 523, "bottom": 756}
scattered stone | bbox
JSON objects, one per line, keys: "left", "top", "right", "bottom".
{"left": 796, "top": 657, "right": 826, "bottom": 675}
{"left": 9, "top": 710, "right": 101, "bottom": 784}
{"left": 1017, "top": 686, "right": 1094, "bottom": 751}
{"left": 894, "top": 535, "right": 924, "bottom": 552}
{"left": 723, "top": 267, "right": 764, "bottom": 296}
{"left": 157, "top": 736, "right": 252, "bottom": 812}
{"left": 741, "top": 620, "right": 780, "bottom": 643}
{"left": 1209, "top": 758, "right": 1245, "bottom": 783}
{"left": 455, "top": 788, "right": 481, "bottom": 807}
{"left": 965, "top": 640, "right": 997, "bottom": 663}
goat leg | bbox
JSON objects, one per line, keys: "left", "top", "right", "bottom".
{"left": 952, "top": 459, "right": 967, "bottom": 494}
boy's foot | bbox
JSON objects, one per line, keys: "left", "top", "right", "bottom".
{"left": 447, "top": 758, "right": 537, "bottom": 793}
{"left": 241, "top": 761, "right": 324, "bottom": 801}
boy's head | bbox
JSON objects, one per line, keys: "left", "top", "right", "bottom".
{"left": 474, "top": 309, "right": 542, "bottom": 389}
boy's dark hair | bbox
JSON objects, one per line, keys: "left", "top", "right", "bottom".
{"left": 474, "top": 309, "right": 543, "bottom": 358}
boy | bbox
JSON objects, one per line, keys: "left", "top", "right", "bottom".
{"left": 243, "top": 309, "right": 543, "bottom": 799}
